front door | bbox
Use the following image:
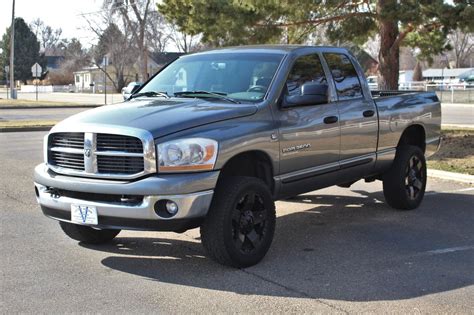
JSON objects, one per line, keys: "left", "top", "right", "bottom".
{"left": 276, "top": 53, "right": 340, "bottom": 179}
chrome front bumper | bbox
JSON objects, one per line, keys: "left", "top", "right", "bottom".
{"left": 34, "top": 163, "right": 218, "bottom": 231}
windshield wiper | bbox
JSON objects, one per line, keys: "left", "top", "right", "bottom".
{"left": 130, "top": 91, "right": 170, "bottom": 99}
{"left": 174, "top": 90, "right": 240, "bottom": 104}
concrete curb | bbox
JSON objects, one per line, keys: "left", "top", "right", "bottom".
{"left": 442, "top": 124, "right": 474, "bottom": 129}
{"left": 428, "top": 169, "right": 474, "bottom": 184}
{"left": 0, "top": 126, "right": 53, "bottom": 133}
{"left": 0, "top": 105, "right": 100, "bottom": 109}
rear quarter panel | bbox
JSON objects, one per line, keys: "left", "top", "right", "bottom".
{"left": 374, "top": 92, "right": 441, "bottom": 171}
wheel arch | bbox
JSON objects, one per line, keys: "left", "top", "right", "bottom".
{"left": 217, "top": 150, "right": 275, "bottom": 195}
{"left": 397, "top": 124, "right": 426, "bottom": 153}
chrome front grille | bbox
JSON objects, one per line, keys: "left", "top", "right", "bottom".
{"left": 97, "top": 134, "right": 143, "bottom": 153}
{"left": 97, "top": 155, "right": 144, "bottom": 174}
{"left": 48, "top": 132, "right": 148, "bottom": 178}
{"left": 49, "top": 151, "right": 85, "bottom": 170}
{"left": 50, "top": 132, "right": 84, "bottom": 149}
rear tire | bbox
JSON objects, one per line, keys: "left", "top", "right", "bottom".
{"left": 200, "top": 176, "right": 276, "bottom": 268}
{"left": 383, "top": 145, "right": 427, "bottom": 210}
{"left": 59, "top": 221, "right": 120, "bottom": 244}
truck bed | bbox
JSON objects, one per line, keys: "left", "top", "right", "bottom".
{"left": 372, "top": 90, "right": 441, "bottom": 159}
{"left": 371, "top": 90, "right": 426, "bottom": 98}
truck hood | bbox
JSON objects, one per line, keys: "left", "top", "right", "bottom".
{"left": 55, "top": 97, "right": 258, "bottom": 138}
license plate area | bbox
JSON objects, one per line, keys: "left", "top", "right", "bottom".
{"left": 71, "top": 204, "right": 98, "bottom": 225}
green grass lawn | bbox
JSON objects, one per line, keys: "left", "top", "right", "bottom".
{"left": 0, "top": 120, "right": 58, "bottom": 129}
{"left": 0, "top": 98, "right": 80, "bottom": 107}
{"left": 428, "top": 128, "right": 474, "bottom": 175}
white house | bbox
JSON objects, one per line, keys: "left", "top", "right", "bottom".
{"left": 422, "top": 68, "right": 474, "bottom": 83}
{"left": 74, "top": 67, "right": 97, "bottom": 92}
{"left": 399, "top": 70, "right": 414, "bottom": 84}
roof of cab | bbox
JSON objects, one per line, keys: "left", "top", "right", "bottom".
{"left": 190, "top": 45, "right": 349, "bottom": 56}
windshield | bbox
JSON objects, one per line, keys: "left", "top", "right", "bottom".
{"left": 140, "top": 52, "right": 284, "bottom": 102}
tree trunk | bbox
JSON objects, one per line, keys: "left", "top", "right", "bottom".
{"left": 377, "top": 0, "right": 400, "bottom": 90}
{"left": 138, "top": 22, "right": 148, "bottom": 82}
{"left": 142, "top": 46, "right": 148, "bottom": 80}
{"left": 412, "top": 60, "right": 423, "bottom": 81}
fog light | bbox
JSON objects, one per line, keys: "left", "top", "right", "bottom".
{"left": 166, "top": 201, "right": 178, "bottom": 215}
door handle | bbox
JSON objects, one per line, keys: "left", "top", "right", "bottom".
{"left": 323, "top": 116, "right": 338, "bottom": 124}
{"left": 363, "top": 110, "right": 375, "bottom": 117}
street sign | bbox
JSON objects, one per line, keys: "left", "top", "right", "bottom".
{"left": 31, "top": 62, "right": 42, "bottom": 78}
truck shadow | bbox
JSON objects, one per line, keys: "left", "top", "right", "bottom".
{"left": 81, "top": 190, "right": 474, "bottom": 302}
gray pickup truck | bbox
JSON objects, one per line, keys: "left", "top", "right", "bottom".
{"left": 34, "top": 45, "right": 441, "bottom": 267}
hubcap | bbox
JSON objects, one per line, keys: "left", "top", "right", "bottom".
{"left": 231, "top": 192, "right": 268, "bottom": 254}
{"left": 405, "top": 155, "right": 424, "bottom": 200}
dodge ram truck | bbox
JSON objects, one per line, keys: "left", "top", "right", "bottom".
{"left": 34, "top": 45, "right": 441, "bottom": 267}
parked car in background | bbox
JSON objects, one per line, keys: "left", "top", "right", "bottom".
{"left": 121, "top": 82, "right": 142, "bottom": 100}
{"left": 34, "top": 45, "right": 441, "bottom": 268}
{"left": 366, "top": 75, "right": 378, "bottom": 90}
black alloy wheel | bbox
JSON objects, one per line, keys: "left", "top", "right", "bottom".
{"left": 383, "top": 145, "right": 427, "bottom": 210}
{"left": 405, "top": 155, "right": 424, "bottom": 200}
{"left": 200, "top": 176, "right": 276, "bottom": 268}
{"left": 231, "top": 192, "right": 269, "bottom": 254}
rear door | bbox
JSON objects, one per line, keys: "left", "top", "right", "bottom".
{"left": 322, "top": 53, "right": 378, "bottom": 169}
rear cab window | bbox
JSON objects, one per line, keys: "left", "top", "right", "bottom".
{"left": 323, "top": 53, "right": 363, "bottom": 100}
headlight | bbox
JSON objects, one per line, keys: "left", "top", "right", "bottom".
{"left": 157, "top": 138, "right": 218, "bottom": 172}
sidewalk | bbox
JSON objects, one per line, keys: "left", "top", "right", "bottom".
{"left": 428, "top": 169, "right": 474, "bottom": 184}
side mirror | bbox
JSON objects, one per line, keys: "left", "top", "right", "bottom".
{"left": 131, "top": 83, "right": 142, "bottom": 94}
{"left": 282, "top": 82, "right": 328, "bottom": 108}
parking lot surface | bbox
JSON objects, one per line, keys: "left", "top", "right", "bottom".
{"left": 1, "top": 131, "right": 473, "bottom": 313}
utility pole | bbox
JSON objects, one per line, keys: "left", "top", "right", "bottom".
{"left": 103, "top": 56, "right": 108, "bottom": 105}
{"left": 9, "top": 0, "right": 16, "bottom": 99}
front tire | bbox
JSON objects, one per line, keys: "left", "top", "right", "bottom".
{"left": 200, "top": 176, "right": 276, "bottom": 268}
{"left": 59, "top": 221, "right": 120, "bottom": 244}
{"left": 383, "top": 145, "right": 427, "bottom": 210}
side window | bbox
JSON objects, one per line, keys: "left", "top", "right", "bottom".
{"left": 324, "top": 53, "right": 363, "bottom": 100}
{"left": 286, "top": 54, "right": 327, "bottom": 96}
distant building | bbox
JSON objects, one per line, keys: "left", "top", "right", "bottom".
{"left": 399, "top": 70, "right": 414, "bottom": 84}
{"left": 146, "top": 52, "right": 184, "bottom": 79}
{"left": 73, "top": 52, "right": 185, "bottom": 92}
{"left": 343, "top": 45, "right": 378, "bottom": 75}
{"left": 73, "top": 66, "right": 103, "bottom": 92}
{"left": 42, "top": 47, "right": 65, "bottom": 71}
{"left": 422, "top": 68, "right": 474, "bottom": 83}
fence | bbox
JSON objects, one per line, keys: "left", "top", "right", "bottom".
{"left": 369, "top": 82, "right": 474, "bottom": 103}
{"left": 19, "top": 85, "right": 73, "bottom": 93}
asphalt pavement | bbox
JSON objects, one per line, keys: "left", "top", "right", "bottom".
{"left": 441, "top": 103, "right": 474, "bottom": 126}
{"left": 1, "top": 131, "right": 473, "bottom": 313}
{"left": 0, "top": 107, "right": 87, "bottom": 121}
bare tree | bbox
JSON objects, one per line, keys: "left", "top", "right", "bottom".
{"left": 448, "top": 29, "right": 474, "bottom": 68}
{"left": 92, "top": 23, "right": 136, "bottom": 92}
{"left": 49, "top": 38, "right": 90, "bottom": 85}
{"left": 146, "top": 11, "right": 170, "bottom": 53}
{"left": 168, "top": 24, "right": 201, "bottom": 53}
{"left": 103, "top": 0, "right": 153, "bottom": 81}
{"left": 81, "top": 6, "right": 138, "bottom": 91}
{"left": 363, "top": 35, "right": 380, "bottom": 60}
{"left": 30, "top": 18, "right": 62, "bottom": 49}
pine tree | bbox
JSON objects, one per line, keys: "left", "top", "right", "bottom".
{"left": 0, "top": 18, "right": 42, "bottom": 84}
{"left": 159, "top": 0, "right": 474, "bottom": 90}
